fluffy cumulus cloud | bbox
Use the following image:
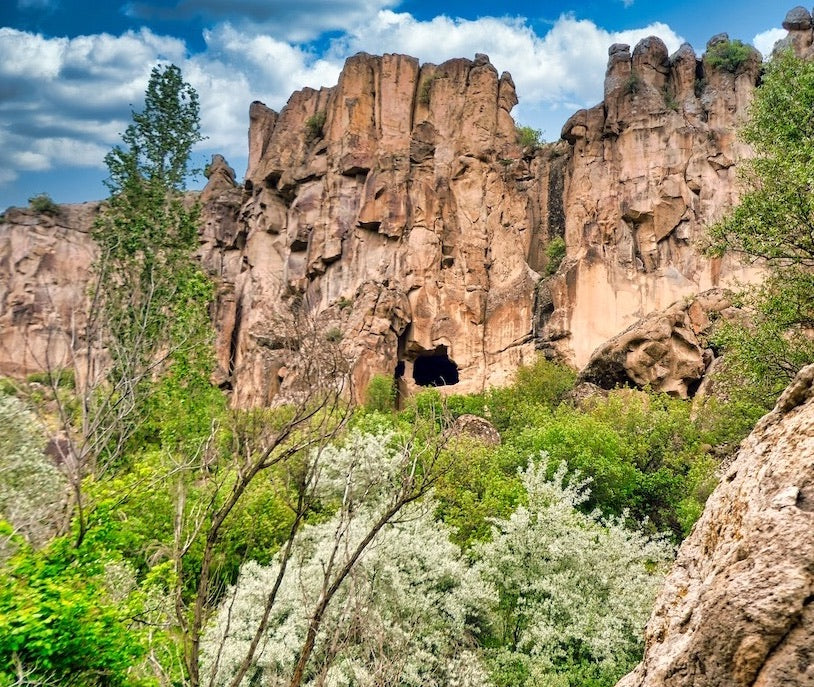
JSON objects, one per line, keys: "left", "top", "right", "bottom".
{"left": 0, "top": 26, "right": 341, "bottom": 187}
{"left": 127, "top": 0, "right": 399, "bottom": 42}
{"left": 752, "top": 27, "right": 786, "bottom": 59}
{"left": 0, "top": 10, "right": 688, "bottom": 194}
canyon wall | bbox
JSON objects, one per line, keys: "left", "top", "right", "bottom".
{"left": 3, "top": 11, "right": 809, "bottom": 404}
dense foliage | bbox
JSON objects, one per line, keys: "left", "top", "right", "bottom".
{"left": 708, "top": 49, "right": 814, "bottom": 404}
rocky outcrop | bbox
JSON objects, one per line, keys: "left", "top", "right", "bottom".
{"left": 202, "top": 52, "right": 559, "bottom": 404}
{"left": 578, "top": 289, "right": 736, "bottom": 398}
{"left": 544, "top": 34, "right": 764, "bottom": 370}
{"left": 618, "top": 364, "right": 814, "bottom": 686}
{"left": 0, "top": 204, "right": 97, "bottom": 378}
{"left": 1, "top": 10, "right": 806, "bottom": 403}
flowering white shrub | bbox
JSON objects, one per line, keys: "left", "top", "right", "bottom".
{"left": 0, "top": 393, "right": 67, "bottom": 546}
{"left": 202, "top": 431, "right": 494, "bottom": 687}
{"left": 476, "top": 459, "right": 674, "bottom": 685}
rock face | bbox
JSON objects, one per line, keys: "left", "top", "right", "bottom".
{"left": 578, "top": 289, "right": 736, "bottom": 398}
{"left": 545, "top": 34, "right": 764, "bottom": 369}
{"left": 200, "top": 52, "right": 559, "bottom": 404}
{"left": 0, "top": 204, "right": 97, "bottom": 377}
{"left": 618, "top": 364, "right": 814, "bottom": 687}
{"left": 0, "top": 12, "right": 805, "bottom": 403}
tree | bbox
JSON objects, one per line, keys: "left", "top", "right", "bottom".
{"left": 708, "top": 49, "right": 814, "bottom": 403}
{"left": 35, "top": 64, "right": 210, "bottom": 546}
{"left": 202, "top": 432, "right": 490, "bottom": 687}
{"left": 477, "top": 460, "right": 673, "bottom": 687}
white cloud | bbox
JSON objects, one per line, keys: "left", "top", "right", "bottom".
{"left": 0, "top": 12, "right": 687, "bottom": 193}
{"left": 752, "top": 27, "right": 787, "bottom": 59}
{"left": 331, "top": 11, "right": 684, "bottom": 123}
{"left": 127, "top": 0, "right": 399, "bottom": 42}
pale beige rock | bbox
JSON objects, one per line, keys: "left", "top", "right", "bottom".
{"left": 543, "top": 32, "right": 766, "bottom": 371}
{"left": 577, "top": 290, "right": 732, "bottom": 397}
{"left": 617, "top": 364, "right": 814, "bottom": 687}
{"left": 0, "top": 204, "right": 97, "bottom": 378}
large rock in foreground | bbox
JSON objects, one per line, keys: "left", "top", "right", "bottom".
{"left": 618, "top": 365, "right": 814, "bottom": 686}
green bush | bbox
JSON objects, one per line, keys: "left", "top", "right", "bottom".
{"left": 365, "top": 373, "right": 397, "bottom": 413}
{"left": 625, "top": 72, "right": 642, "bottom": 95}
{"left": 27, "top": 193, "right": 59, "bottom": 215}
{"left": 418, "top": 73, "right": 440, "bottom": 105}
{"left": 545, "top": 236, "right": 567, "bottom": 275}
{"left": 706, "top": 39, "right": 752, "bottom": 73}
{"left": 305, "top": 110, "right": 327, "bottom": 141}
{"left": 516, "top": 125, "right": 544, "bottom": 150}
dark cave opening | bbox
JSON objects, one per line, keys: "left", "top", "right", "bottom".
{"left": 412, "top": 347, "right": 459, "bottom": 387}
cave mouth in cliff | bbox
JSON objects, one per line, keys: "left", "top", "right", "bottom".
{"left": 412, "top": 347, "right": 459, "bottom": 387}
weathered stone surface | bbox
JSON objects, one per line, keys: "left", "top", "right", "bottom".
{"left": 784, "top": 6, "right": 813, "bottom": 31}
{"left": 0, "top": 10, "right": 806, "bottom": 406}
{"left": 209, "top": 52, "right": 545, "bottom": 404}
{"left": 539, "top": 31, "right": 765, "bottom": 369}
{"left": 577, "top": 289, "right": 732, "bottom": 398}
{"left": 449, "top": 414, "right": 501, "bottom": 446}
{"left": 0, "top": 204, "right": 97, "bottom": 377}
{"left": 617, "top": 364, "right": 814, "bottom": 687}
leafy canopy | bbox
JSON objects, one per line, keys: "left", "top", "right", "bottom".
{"left": 707, "top": 49, "right": 814, "bottom": 402}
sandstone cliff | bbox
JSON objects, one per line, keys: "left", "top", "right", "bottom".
{"left": 2, "top": 11, "right": 808, "bottom": 404}
{"left": 617, "top": 363, "right": 814, "bottom": 687}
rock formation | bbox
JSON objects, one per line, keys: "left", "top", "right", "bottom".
{"left": 199, "top": 52, "right": 559, "bottom": 404}
{"left": 545, "top": 33, "right": 763, "bottom": 370}
{"left": 617, "top": 363, "right": 814, "bottom": 686}
{"left": 2, "top": 10, "right": 809, "bottom": 404}
{"left": 0, "top": 204, "right": 97, "bottom": 378}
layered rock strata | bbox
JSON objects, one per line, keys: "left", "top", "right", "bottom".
{"left": 618, "top": 363, "right": 814, "bottom": 686}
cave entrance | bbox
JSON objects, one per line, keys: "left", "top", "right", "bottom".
{"left": 412, "top": 346, "right": 459, "bottom": 387}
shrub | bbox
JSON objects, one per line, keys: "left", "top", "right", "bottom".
{"left": 365, "top": 373, "right": 396, "bottom": 412}
{"left": 516, "top": 125, "right": 544, "bottom": 150}
{"left": 545, "top": 236, "right": 566, "bottom": 275}
{"left": 706, "top": 39, "right": 752, "bottom": 73}
{"left": 305, "top": 110, "right": 327, "bottom": 141}
{"left": 418, "top": 73, "right": 440, "bottom": 105}
{"left": 324, "top": 326, "right": 342, "bottom": 343}
{"left": 694, "top": 76, "right": 707, "bottom": 97}
{"left": 27, "top": 193, "right": 59, "bottom": 215}
{"left": 663, "top": 86, "right": 679, "bottom": 111}
{"left": 625, "top": 72, "right": 642, "bottom": 95}
{"left": 477, "top": 460, "right": 674, "bottom": 687}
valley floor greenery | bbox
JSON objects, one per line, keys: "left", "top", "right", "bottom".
{"left": 0, "top": 354, "right": 763, "bottom": 687}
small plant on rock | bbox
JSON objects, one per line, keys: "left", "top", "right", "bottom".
{"left": 625, "top": 72, "right": 642, "bottom": 96}
{"left": 516, "top": 125, "right": 544, "bottom": 150}
{"left": 28, "top": 193, "right": 59, "bottom": 215}
{"left": 706, "top": 39, "right": 752, "bottom": 74}
{"left": 305, "top": 110, "right": 327, "bottom": 141}
{"left": 545, "top": 236, "right": 566, "bottom": 276}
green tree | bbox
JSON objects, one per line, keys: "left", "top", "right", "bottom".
{"left": 708, "top": 49, "right": 814, "bottom": 403}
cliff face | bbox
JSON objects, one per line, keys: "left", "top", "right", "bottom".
{"left": 200, "top": 53, "right": 562, "bottom": 404}
{"left": 545, "top": 34, "right": 763, "bottom": 375}
{"left": 0, "top": 204, "right": 97, "bottom": 379}
{"left": 2, "top": 14, "right": 806, "bottom": 404}
{"left": 617, "top": 364, "right": 814, "bottom": 687}
{"left": 198, "top": 33, "right": 771, "bottom": 405}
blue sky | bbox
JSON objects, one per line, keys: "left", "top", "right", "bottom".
{"left": 0, "top": 0, "right": 788, "bottom": 209}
